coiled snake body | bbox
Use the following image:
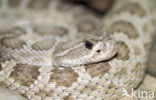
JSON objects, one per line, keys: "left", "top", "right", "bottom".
{"left": 0, "top": 0, "right": 156, "bottom": 100}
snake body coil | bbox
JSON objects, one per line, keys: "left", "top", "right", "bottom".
{"left": 0, "top": 0, "right": 156, "bottom": 100}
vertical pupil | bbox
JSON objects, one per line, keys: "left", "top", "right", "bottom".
{"left": 85, "top": 41, "right": 93, "bottom": 49}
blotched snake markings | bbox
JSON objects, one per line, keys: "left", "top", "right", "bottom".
{"left": 0, "top": 0, "right": 156, "bottom": 100}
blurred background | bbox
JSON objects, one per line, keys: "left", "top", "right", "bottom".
{"left": 0, "top": 0, "right": 155, "bottom": 100}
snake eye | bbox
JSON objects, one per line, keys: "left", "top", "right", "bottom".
{"left": 85, "top": 41, "right": 93, "bottom": 49}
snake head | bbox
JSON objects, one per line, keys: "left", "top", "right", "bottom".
{"left": 53, "top": 34, "right": 117, "bottom": 67}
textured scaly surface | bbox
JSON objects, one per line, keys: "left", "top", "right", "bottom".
{"left": 0, "top": 0, "right": 156, "bottom": 100}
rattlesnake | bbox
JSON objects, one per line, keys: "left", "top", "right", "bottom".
{"left": 0, "top": 0, "right": 156, "bottom": 100}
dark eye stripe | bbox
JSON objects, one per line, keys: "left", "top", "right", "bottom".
{"left": 85, "top": 41, "right": 93, "bottom": 49}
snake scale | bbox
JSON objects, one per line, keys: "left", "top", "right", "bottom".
{"left": 0, "top": 0, "right": 156, "bottom": 100}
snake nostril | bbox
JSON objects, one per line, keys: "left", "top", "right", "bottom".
{"left": 96, "top": 50, "right": 101, "bottom": 53}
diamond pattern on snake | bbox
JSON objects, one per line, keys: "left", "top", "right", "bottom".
{"left": 0, "top": 0, "right": 156, "bottom": 100}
